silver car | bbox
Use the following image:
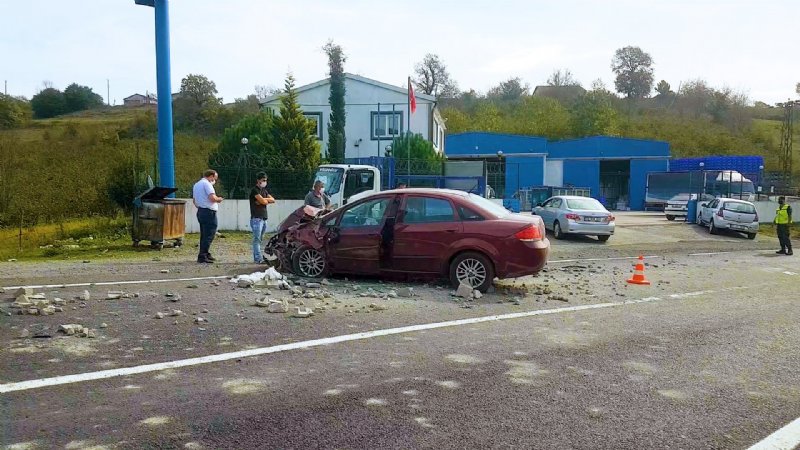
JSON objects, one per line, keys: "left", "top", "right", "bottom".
{"left": 697, "top": 198, "right": 759, "bottom": 239}
{"left": 665, "top": 193, "right": 714, "bottom": 221}
{"left": 533, "top": 196, "right": 615, "bottom": 242}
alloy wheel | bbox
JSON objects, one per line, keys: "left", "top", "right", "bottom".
{"left": 456, "top": 258, "right": 487, "bottom": 288}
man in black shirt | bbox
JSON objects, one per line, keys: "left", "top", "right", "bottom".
{"left": 249, "top": 172, "right": 275, "bottom": 263}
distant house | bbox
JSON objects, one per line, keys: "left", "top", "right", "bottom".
{"left": 532, "top": 85, "right": 586, "bottom": 105}
{"left": 123, "top": 93, "right": 157, "bottom": 106}
{"left": 260, "top": 73, "right": 445, "bottom": 159}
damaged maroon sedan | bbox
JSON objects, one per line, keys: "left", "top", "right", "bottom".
{"left": 265, "top": 189, "right": 549, "bottom": 292}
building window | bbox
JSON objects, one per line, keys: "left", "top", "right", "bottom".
{"left": 371, "top": 111, "right": 403, "bottom": 140}
{"left": 303, "top": 112, "right": 323, "bottom": 140}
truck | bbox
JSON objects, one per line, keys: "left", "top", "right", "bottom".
{"left": 646, "top": 170, "right": 756, "bottom": 216}
{"left": 309, "top": 157, "right": 487, "bottom": 209}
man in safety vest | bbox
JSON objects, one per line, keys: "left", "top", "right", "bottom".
{"left": 774, "top": 196, "right": 793, "bottom": 255}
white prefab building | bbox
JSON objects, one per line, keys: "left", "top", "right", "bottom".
{"left": 260, "top": 73, "right": 446, "bottom": 159}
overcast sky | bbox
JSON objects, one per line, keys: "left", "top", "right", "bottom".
{"left": 2, "top": 0, "right": 798, "bottom": 105}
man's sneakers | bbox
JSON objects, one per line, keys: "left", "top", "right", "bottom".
{"left": 788, "top": 249, "right": 794, "bottom": 256}
{"left": 777, "top": 250, "right": 787, "bottom": 255}
{"left": 197, "top": 253, "right": 216, "bottom": 263}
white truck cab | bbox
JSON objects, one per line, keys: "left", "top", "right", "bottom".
{"left": 312, "top": 164, "right": 382, "bottom": 209}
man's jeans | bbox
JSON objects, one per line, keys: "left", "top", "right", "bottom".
{"left": 251, "top": 218, "right": 268, "bottom": 263}
{"left": 197, "top": 208, "right": 218, "bottom": 260}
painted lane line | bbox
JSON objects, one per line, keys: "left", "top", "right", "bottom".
{"left": 549, "top": 255, "right": 660, "bottom": 264}
{"left": 3, "top": 275, "right": 229, "bottom": 291}
{"left": 747, "top": 416, "right": 800, "bottom": 450}
{"left": 0, "top": 291, "right": 727, "bottom": 394}
{"left": 669, "top": 290, "right": 714, "bottom": 299}
{"left": 688, "top": 251, "right": 734, "bottom": 256}
{"left": 782, "top": 271, "right": 797, "bottom": 276}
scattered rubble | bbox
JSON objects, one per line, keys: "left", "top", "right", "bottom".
{"left": 194, "top": 317, "right": 207, "bottom": 324}
{"left": 268, "top": 299, "right": 289, "bottom": 313}
{"left": 292, "top": 307, "right": 314, "bottom": 318}
{"left": 165, "top": 293, "right": 182, "bottom": 302}
{"left": 58, "top": 324, "right": 95, "bottom": 338}
{"left": 155, "top": 312, "right": 165, "bottom": 319}
{"left": 455, "top": 283, "right": 473, "bottom": 298}
{"left": 397, "top": 287, "right": 414, "bottom": 298}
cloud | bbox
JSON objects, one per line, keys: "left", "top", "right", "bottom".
{"left": 481, "top": 45, "right": 565, "bottom": 75}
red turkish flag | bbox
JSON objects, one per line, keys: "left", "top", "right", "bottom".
{"left": 408, "top": 77, "right": 417, "bottom": 114}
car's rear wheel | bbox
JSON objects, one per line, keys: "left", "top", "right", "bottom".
{"left": 747, "top": 232, "right": 757, "bottom": 240}
{"left": 709, "top": 218, "right": 718, "bottom": 235}
{"left": 597, "top": 235, "right": 610, "bottom": 242}
{"left": 449, "top": 251, "right": 494, "bottom": 292}
{"left": 666, "top": 215, "right": 675, "bottom": 221}
{"left": 292, "top": 245, "right": 327, "bottom": 278}
{"left": 553, "top": 221, "right": 565, "bottom": 240}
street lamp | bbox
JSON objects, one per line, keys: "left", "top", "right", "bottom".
{"left": 758, "top": 165, "right": 764, "bottom": 200}
{"left": 384, "top": 144, "right": 392, "bottom": 157}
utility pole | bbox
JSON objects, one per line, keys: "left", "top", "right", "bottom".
{"left": 778, "top": 99, "right": 797, "bottom": 188}
{"left": 107, "top": 79, "right": 110, "bottom": 106}
{"left": 4, "top": 80, "right": 7, "bottom": 95}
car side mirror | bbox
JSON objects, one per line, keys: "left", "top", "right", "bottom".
{"left": 536, "top": 203, "right": 543, "bottom": 208}
{"left": 701, "top": 203, "right": 708, "bottom": 207}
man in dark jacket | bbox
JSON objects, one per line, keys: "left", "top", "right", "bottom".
{"left": 249, "top": 172, "right": 275, "bottom": 263}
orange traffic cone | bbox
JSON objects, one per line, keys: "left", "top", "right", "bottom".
{"left": 626, "top": 255, "right": 651, "bottom": 285}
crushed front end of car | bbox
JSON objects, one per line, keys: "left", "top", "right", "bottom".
{"left": 264, "top": 206, "right": 334, "bottom": 276}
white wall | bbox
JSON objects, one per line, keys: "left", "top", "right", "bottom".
{"left": 182, "top": 199, "right": 305, "bottom": 233}
{"left": 264, "top": 77, "right": 439, "bottom": 160}
{"left": 545, "top": 160, "right": 563, "bottom": 187}
{"left": 754, "top": 200, "right": 800, "bottom": 223}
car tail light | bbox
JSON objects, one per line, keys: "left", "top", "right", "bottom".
{"left": 607, "top": 214, "right": 615, "bottom": 222}
{"left": 716, "top": 209, "right": 724, "bottom": 217}
{"left": 514, "top": 225, "right": 542, "bottom": 241}
{"left": 565, "top": 213, "right": 580, "bottom": 221}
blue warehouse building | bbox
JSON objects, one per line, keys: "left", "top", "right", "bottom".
{"left": 445, "top": 132, "right": 671, "bottom": 211}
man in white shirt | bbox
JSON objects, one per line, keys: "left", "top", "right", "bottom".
{"left": 192, "top": 169, "right": 224, "bottom": 263}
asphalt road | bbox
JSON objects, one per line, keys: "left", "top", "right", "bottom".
{"left": 2, "top": 220, "right": 799, "bottom": 449}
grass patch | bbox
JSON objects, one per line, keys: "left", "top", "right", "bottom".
{"left": 759, "top": 223, "right": 800, "bottom": 239}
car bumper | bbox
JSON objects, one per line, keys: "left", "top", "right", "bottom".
{"left": 665, "top": 209, "right": 687, "bottom": 216}
{"left": 497, "top": 238, "right": 550, "bottom": 279}
{"left": 565, "top": 221, "right": 615, "bottom": 235}
{"left": 717, "top": 220, "right": 759, "bottom": 233}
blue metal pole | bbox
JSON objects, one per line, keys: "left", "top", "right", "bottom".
{"left": 152, "top": 0, "right": 175, "bottom": 191}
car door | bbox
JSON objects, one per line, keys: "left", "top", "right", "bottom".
{"left": 328, "top": 196, "right": 393, "bottom": 275}
{"left": 535, "top": 198, "right": 555, "bottom": 230}
{"left": 702, "top": 199, "right": 718, "bottom": 223}
{"left": 390, "top": 195, "right": 462, "bottom": 274}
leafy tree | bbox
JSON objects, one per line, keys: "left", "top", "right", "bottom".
{"left": 0, "top": 94, "right": 32, "bottom": 129}
{"left": 324, "top": 40, "right": 346, "bottom": 163}
{"left": 63, "top": 83, "right": 104, "bottom": 113}
{"left": 655, "top": 80, "right": 672, "bottom": 97}
{"left": 487, "top": 77, "right": 529, "bottom": 101}
{"left": 611, "top": 46, "right": 655, "bottom": 99}
{"left": 173, "top": 74, "right": 223, "bottom": 131}
{"left": 272, "top": 74, "right": 321, "bottom": 172}
{"left": 212, "top": 112, "right": 277, "bottom": 198}
{"left": 570, "top": 91, "right": 619, "bottom": 136}
{"left": 547, "top": 69, "right": 580, "bottom": 87}
{"left": 439, "top": 107, "right": 471, "bottom": 134}
{"left": 413, "top": 53, "right": 459, "bottom": 98}
{"left": 508, "top": 97, "right": 571, "bottom": 139}
{"left": 30, "top": 87, "right": 67, "bottom": 119}
{"left": 390, "top": 133, "right": 443, "bottom": 175}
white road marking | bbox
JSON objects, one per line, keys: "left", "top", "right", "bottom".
{"left": 0, "top": 290, "right": 731, "bottom": 394}
{"left": 688, "top": 251, "right": 734, "bottom": 256}
{"left": 3, "top": 275, "right": 229, "bottom": 290}
{"left": 747, "top": 416, "right": 800, "bottom": 450}
{"left": 782, "top": 271, "right": 797, "bottom": 276}
{"left": 549, "top": 255, "right": 660, "bottom": 264}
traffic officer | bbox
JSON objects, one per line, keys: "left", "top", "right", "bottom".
{"left": 775, "top": 196, "right": 793, "bottom": 256}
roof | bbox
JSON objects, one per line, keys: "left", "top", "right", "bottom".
{"left": 532, "top": 85, "right": 586, "bottom": 102}
{"left": 259, "top": 73, "right": 436, "bottom": 104}
{"left": 124, "top": 93, "right": 152, "bottom": 100}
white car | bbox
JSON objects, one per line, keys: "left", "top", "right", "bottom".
{"left": 533, "top": 196, "right": 615, "bottom": 242}
{"left": 697, "top": 198, "right": 759, "bottom": 239}
{"left": 665, "top": 193, "right": 714, "bottom": 221}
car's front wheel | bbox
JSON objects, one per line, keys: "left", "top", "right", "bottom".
{"left": 553, "top": 221, "right": 565, "bottom": 240}
{"left": 597, "top": 235, "right": 610, "bottom": 242}
{"left": 292, "top": 245, "right": 328, "bottom": 278}
{"left": 666, "top": 215, "right": 675, "bottom": 221}
{"left": 747, "top": 233, "right": 757, "bottom": 240}
{"left": 449, "top": 251, "right": 494, "bottom": 292}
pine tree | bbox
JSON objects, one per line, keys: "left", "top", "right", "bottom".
{"left": 272, "top": 74, "right": 321, "bottom": 172}
{"left": 324, "top": 41, "right": 346, "bottom": 163}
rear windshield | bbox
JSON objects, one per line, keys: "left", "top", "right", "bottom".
{"left": 466, "top": 193, "right": 509, "bottom": 218}
{"left": 723, "top": 202, "right": 756, "bottom": 214}
{"left": 566, "top": 198, "right": 605, "bottom": 211}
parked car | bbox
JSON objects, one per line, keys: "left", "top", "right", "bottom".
{"left": 532, "top": 196, "right": 615, "bottom": 242}
{"left": 664, "top": 193, "right": 714, "bottom": 221}
{"left": 697, "top": 198, "right": 759, "bottom": 239}
{"left": 264, "top": 189, "right": 550, "bottom": 292}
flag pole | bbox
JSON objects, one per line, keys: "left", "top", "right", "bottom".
{"left": 407, "top": 76, "right": 411, "bottom": 184}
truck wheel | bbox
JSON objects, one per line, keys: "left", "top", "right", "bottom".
{"left": 666, "top": 215, "right": 675, "bottom": 221}
{"left": 292, "top": 245, "right": 328, "bottom": 278}
{"left": 449, "top": 251, "right": 494, "bottom": 292}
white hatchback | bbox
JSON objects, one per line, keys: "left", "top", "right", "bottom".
{"left": 697, "top": 198, "right": 759, "bottom": 239}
